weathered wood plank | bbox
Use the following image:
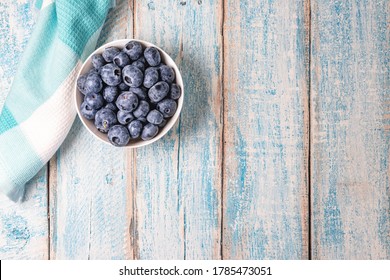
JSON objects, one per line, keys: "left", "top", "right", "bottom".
{"left": 0, "top": 169, "right": 48, "bottom": 259}
{"left": 178, "top": 0, "right": 223, "bottom": 260}
{"left": 134, "top": 0, "right": 223, "bottom": 259}
{"left": 50, "top": 0, "right": 134, "bottom": 259}
{"left": 311, "top": 0, "right": 390, "bottom": 259}
{"left": 0, "top": 0, "right": 48, "bottom": 260}
{"left": 223, "top": 0, "right": 310, "bottom": 259}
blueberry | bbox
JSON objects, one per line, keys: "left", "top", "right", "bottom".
{"left": 108, "top": 125, "right": 130, "bottom": 147}
{"left": 147, "top": 109, "right": 164, "bottom": 125}
{"left": 85, "top": 92, "right": 104, "bottom": 110}
{"left": 80, "top": 101, "right": 98, "bottom": 120}
{"left": 103, "top": 86, "right": 119, "bottom": 103}
{"left": 127, "top": 120, "right": 143, "bottom": 139}
{"left": 116, "top": 92, "right": 139, "bottom": 112}
{"left": 91, "top": 54, "right": 106, "bottom": 70}
{"left": 123, "top": 41, "right": 143, "bottom": 60}
{"left": 122, "top": 65, "right": 143, "bottom": 88}
{"left": 131, "top": 60, "right": 146, "bottom": 72}
{"left": 144, "top": 47, "right": 161, "bottom": 66}
{"left": 102, "top": 46, "right": 121, "bottom": 63}
{"left": 84, "top": 73, "right": 103, "bottom": 94}
{"left": 159, "top": 65, "right": 175, "bottom": 83}
{"left": 133, "top": 100, "right": 150, "bottom": 118}
{"left": 113, "top": 52, "right": 131, "bottom": 68}
{"left": 94, "top": 108, "right": 118, "bottom": 133}
{"left": 148, "top": 81, "right": 169, "bottom": 103}
{"left": 100, "top": 63, "right": 122, "bottom": 86}
{"left": 105, "top": 102, "right": 118, "bottom": 112}
{"left": 117, "top": 110, "right": 135, "bottom": 125}
{"left": 157, "top": 99, "right": 177, "bottom": 118}
{"left": 137, "top": 56, "right": 146, "bottom": 64}
{"left": 143, "top": 67, "right": 159, "bottom": 88}
{"left": 158, "top": 119, "right": 167, "bottom": 128}
{"left": 141, "top": 123, "right": 159, "bottom": 140}
{"left": 77, "top": 74, "right": 88, "bottom": 95}
{"left": 88, "top": 68, "right": 99, "bottom": 75}
{"left": 130, "top": 87, "right": 147, "bottom": 100}
{"left": 118, "top": 82, "right": 130, "bottom": 91}
{"left": 137, "top": 117, "right": 147, "bottom": 123}
{"left": 170, "top": 83, "right": 181, "bottom": 100}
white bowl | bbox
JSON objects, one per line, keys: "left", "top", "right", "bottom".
{"left": 74, "top": 39, "right": 184, "bottom": 148}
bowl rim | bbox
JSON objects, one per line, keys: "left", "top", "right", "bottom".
{"left": 74, "top": 39, "right": 184, "bottom": 148}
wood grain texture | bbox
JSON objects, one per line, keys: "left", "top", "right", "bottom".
{"left": 0, "top": 0, "right": 48, "bottom": 260}
{"left": 223, "top": 0, "right": 310, "bottom": 259}
{"left": 134, "top": 0, "right": 223, "bottom": 259}
{"left": 311, "top": 0, "right": 390, "bottom": 259}
{"left": 49, "top": 0, "right": 134, "bottom": 259}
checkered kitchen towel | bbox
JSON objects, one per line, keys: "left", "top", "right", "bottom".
{"left": 0, "top": 0, "right": 114, "bottom": 202}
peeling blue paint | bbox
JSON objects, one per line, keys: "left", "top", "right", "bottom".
{"left": 73, "top": 177, "right": 80, "bottom": 185}
{"left": 105, "top": 174, "right": 113, "bottom": 184}
{"left": 147, "top": 1, "right": 155, "bottom": 11}
{"left": 323, "top": 186, "right": 344, "bottom": 246}
{"left": 0, "top": 215, "right": 30, "bottom": 253}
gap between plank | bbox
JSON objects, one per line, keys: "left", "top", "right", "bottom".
{"left": 46, "top": 162, "right": 51, "bottom": 260}
{"left": 129, "top": 0, "right": 138, "bottom": 260}
{"left": 177, "top": 7, "right": 185, "bottom": 260}
{"left": 178, "top": 106, "right": 185, "bottom": 259}
{"left": 220, "top": 0, "right": 226, "bottom": 261}
{"left": 132, "top": 0, "right": 136, "bottom": 38}
{"left": 306, "top": 0, "right": 312, "bottom": 260}
{"left": 48, "top": 155, "right": 58, "bottom": 260}
{"left": 129, "top": 150, "right": 139, "bottom": 260}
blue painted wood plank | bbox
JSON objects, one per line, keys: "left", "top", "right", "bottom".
{"left": 179, "top": 0, "right": 223, "bottom": 259}
{"left": 0, "top": 169, "right": 48, "bottom": 259}
{"left": 0, "top": 0, "right": 48, "bottom": 260}
{"left": 50, "top": 0, "right": 134, "bottom": 259}
{"left": 223, "top": 0, "right": 310, "bottom": 259}
{"left": 134, "top": 0, "right": 223, "bottom": 259}
{"left": 311, "top": 0, "right": 390, "bottom": 259}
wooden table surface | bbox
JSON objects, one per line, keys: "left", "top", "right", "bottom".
{"left": 0, "top": 0, "right": 389, "bottom": 260}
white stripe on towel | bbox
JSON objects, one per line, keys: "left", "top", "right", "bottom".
{"left": 41, "top": 0, "right": 54, "bottom": 10}
{"left": 19, "top": 61, "right": 81, "bottom": 162}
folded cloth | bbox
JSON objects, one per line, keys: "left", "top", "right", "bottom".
{"left": 0, "top": 0, "right": 114, "bottom": 202}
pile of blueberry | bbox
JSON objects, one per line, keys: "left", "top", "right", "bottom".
{"left": 77, "top": 41, "right": 181, "bottom": 147}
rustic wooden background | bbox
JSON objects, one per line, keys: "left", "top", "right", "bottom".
{"left": 0, "top": 0, "right": 389, "bottom": 260}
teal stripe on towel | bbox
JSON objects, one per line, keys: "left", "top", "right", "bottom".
{"left": 0, "top": 106, "right": 17, "bottom": 134}
{"left": 35, "top": 0, "right": 43, "bottom": 9}
{"left": 56, "top": 0, "right": 112, "bottom": 56}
